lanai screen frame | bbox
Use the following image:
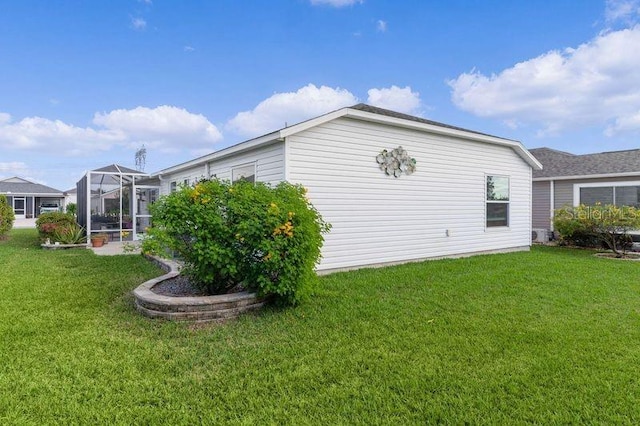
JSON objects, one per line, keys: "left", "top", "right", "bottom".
{"left": 77, "top": 165, "right": 158, "bottom": 242}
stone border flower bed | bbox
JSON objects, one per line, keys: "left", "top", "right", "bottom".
{"left": 133, "top": 256, "right": 265, "bottom": 323}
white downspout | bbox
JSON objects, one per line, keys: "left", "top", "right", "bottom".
{"left": 549, "top": 180, "right": 555, "bottom": 232}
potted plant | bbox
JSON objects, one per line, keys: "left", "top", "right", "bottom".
{"left": 91, "top": 233, "right": 108, "bottom": 247}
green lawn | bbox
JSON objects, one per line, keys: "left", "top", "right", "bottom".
{"left": 1, "top": 229, "right": 640, "bottom": 424}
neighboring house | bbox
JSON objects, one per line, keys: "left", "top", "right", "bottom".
{"left": 0, "top": 177, "right": 65, "bottom": 219}
{"left": 531, "top": 147, "right": 640, "bottom": 237}
{"left": 64, "top": 187, "right": 77, "bottom": 209}
{"left": 153, "top": 104, "right": 542, "bottom": 272}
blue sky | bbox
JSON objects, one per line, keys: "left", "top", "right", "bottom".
{"left": 2, "top": 0, "right": 640, "bottom": 190}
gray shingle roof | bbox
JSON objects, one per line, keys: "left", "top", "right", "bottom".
{"left": 0, "top": 177, "right": 64, "bottom": 195}
{"left": 349, "top": 103, "right": 514, "bottom": 141}
{"left": 531, "top": 147, "right": 640, "bottom": 178}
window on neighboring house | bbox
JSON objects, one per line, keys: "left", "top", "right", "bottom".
{"left": 486, "top": 175, "right": 509, "bottom": 228}
{"left": 183, "top": 178, "right": 190, "bottom": 186}
{"left": 580, "top": 186, "right": 613, "bottom": 205}
{"left": 231, "top": 163, "right": 256, "bottom": 183}
{"left": 579, "top": 185, "right": 640, "bottom": 207}
{"left": 170, "top": 181, "right": 177, "bottom": 193}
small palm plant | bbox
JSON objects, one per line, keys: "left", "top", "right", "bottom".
{"left": 52, "top": 225, "right": 87, "bottom": 244}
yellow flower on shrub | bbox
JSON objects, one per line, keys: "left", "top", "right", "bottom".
{"left": 273, "top": 220, "right": 294, "bottom": 237}
{"left": 268, "top": 202, "right": 280, "bottom": 215}
{"left": 190, "top": 187, "right": 200, "bottom": 201}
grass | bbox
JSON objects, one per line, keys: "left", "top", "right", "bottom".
{"left": 1, "top": 228, "right": 640, "bottom": 424}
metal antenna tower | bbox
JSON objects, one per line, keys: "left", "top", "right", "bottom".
{"left": 135, "top": 145, "right": 147, "bottom": 172}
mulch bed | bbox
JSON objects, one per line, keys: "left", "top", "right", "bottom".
{"left": 151, "top": 275, "right": 209, "bottom": 297}
{"left": 151, "top": 275, "right": 246, "bottom": 297}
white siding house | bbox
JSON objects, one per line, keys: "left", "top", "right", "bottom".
{"left": 154, "top": 104, "right": 542, "bottom": 272}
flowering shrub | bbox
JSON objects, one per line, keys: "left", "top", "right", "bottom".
{"left": 143, "top": 179, "right": 330, "bottom": 305}
{"left": 554, "top": 203, "right": 640, "bottom": 256}
{"left": 36, "top": 212, "right": 77, "bottom": 242}
{"left": 0, "top": 195, "right": 15, "bottom": 239}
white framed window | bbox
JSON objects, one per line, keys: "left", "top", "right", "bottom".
{"left": 574, "top": 181, "right": 640, "bottom": 207}
{"left": 170, "top": 181, "right": 177, "bottom": 193}
{"left": 486, "top": 175, "right": 510, "bottom": 228}
{"left": 231, "top": 163, "right": 256, "bottom": 183}
{"left": 183, "top": 178, "right": 190, "bottom": 186}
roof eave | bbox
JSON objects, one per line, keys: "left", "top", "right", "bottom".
{"left": 533, "top": 171, "right": 640, "bottom": 181}
{"left": 0, "top": 192, "right": 65, "bottom": 196}
{"left": 154, "top": 105, "right": 543, "bottom": 176}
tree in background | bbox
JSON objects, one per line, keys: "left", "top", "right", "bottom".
{"left": 0, "top": 195, "right": 15, "bottom": 239}
{"left": 66, "top": 202, "right": 77, "bottom": 216}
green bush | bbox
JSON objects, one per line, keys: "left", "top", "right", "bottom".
{"left": 0, "top": 195, "right": 15, "bottom": 239}
{"left": 144, "top": 179, "right": 330, "bottom": 305}
{"left": 554, "top": 204, "right": 640, "bottom": 255}
{"left": 36, "top": 212, "right": 78, "bottom": 242}
{"left": 52, "top": 224, "right": 86, "bottom": 244}
{"left": 66, "top": 202, "right": 77, "bottom": 216}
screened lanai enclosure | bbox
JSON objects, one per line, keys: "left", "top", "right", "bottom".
{"left": 77, "top": 164, "right": 160, "bottom": 242}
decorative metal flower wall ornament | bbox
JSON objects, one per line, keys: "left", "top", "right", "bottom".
{"left": 376, "top": 146, "right": 416, "bottom": 177}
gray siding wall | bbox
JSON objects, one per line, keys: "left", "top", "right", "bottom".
{"left": 287, "top": 117, "right": 533, "bottom": 271}
{"left": 553, "top": 176, "right": 640, "bottom": 208}
{"left": 532, "top": 181, "right": 550, "bottom": 229}
{"left": 554, "top": 181, "right": 573, "bottom": 209}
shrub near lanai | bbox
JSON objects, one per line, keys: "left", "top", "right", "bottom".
{"left": 0, "top": 195, "right": 15, "bottom": 239}
{"left": 36, "top": 212, "right": 78, "bottom": 242}
{"left": 144, "top": 179, "right": 330, "bottom": 305}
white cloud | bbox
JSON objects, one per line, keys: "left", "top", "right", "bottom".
{"left": 376, "top": 20, "right": 387, "bottom": 32}
{"left": 0, "top": 162, "right": 48, "bottom": 185}
{"left": 449, "top": 26, "right": 640, "bottom": 136}
{"left": 606, "top": 110, "right": 640, "bottom": 135}
{"left": 93, "top": 105, "right": 222, "bottom": 149}
{"left": 226, "top": 84, "right": 358, "bottom": 137}
{"left": 606, "top": 0, "right": 640, "bottom": 25}
{"left": 0, "top": 106, "right": 222, "bottom": 156}
{"left": 0, "top": 161, "right": 29, "bottom": 177}
{"left": 184, "top": 45, "right": 195, "bottom": 52}
{"left": 310, "top": 0, "right": 363, "bottom": 7}
{"left": 131, "top": 17, "right": 147, "bottom": 30}
{"left": 0, "top": 115, "right": 120, "bottom": 152}
{"left": 0, "top": 113, "right": 10, "bottom": 125}
{"left": 367, "top": 86, "right": 422, "bottom": 115}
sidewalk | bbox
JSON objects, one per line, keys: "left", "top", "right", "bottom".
{"left": 89, "top": 241, "right": 142, "bottom": 256}
{"left": 14, "top": 218, "right": 36, "bottom": 228}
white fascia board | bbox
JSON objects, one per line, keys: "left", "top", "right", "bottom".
{"left": 533, "top": 171, "right": 640, "bottom": 181}
{"left": 152, "top": 131, "right": 282, "bottom": 177}
{"left": 1, "top": 193, "right": 65, "bottom": 197}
